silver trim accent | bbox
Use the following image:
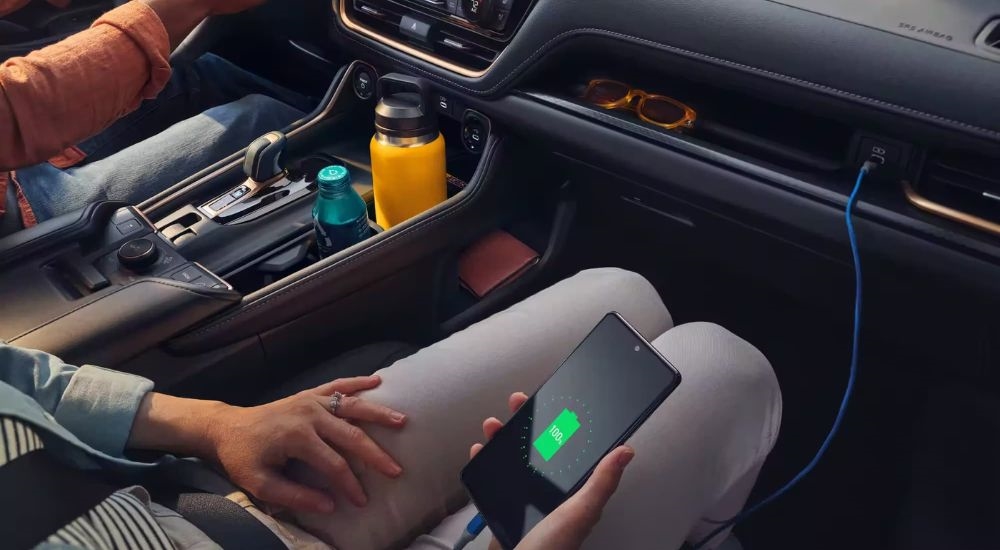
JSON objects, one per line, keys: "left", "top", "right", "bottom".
{"left": 441, "top": 37, "right": 467, "bottom": 49}
{"left": 976, "top": 19, "right": 1000, "bottom": 59}
{"left": 288, "top": 40, "right": 335, "bottom": 65}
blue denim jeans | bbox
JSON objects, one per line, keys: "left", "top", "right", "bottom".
{"left": 16, "top": 54, "right": 312, "bottom": 223}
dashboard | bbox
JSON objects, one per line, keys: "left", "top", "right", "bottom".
{"left": 326, "top": 0, "right": 1000, "bottom": 309}
{"left": 330, "top": 0, "right": 1000, "bottom": 140}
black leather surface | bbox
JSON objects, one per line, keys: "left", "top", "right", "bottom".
{"left": 0, "top": 201, "right": 125, "bottom": 269}
{"left": 168, "top": 134, "right": 509, "bottom": 353}
{"left": 9, "top": 279, "right": 240, "bottom": 367}
{"left": 332, "top": 0, "right": 1000, "bottom": 141}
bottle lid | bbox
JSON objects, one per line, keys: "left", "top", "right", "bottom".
{"left": 317, "top": 165, "right": 351, "bottom": 191}
{"left": 375, "top": 92, "right": 437, "bottom": 139}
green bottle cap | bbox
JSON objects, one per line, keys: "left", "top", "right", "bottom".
{"left": 317, "top": 165, "right": 351, "bottom": 191}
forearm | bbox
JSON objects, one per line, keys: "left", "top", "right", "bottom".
{"left": 140, "top": 0, "right": 210, "bottom": 50}
{"left": 128, "top": 392, "right": 234, "bottom": 460}
{"left": 0, "top": 2, "right": 171, "bottom": 170}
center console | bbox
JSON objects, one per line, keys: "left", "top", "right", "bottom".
{"left": 0, "top": 60, "right": 556, "bottom": 386}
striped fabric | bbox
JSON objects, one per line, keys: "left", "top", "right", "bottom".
{"left": 0, "top": 417, "right": 174, "bottom": 550}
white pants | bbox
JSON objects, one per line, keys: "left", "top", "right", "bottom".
{"left": 289, "top": 268, "right": 783, "bottom": 550}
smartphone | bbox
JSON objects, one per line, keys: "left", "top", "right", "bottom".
{"left": 461, "top": 312, "right": 682, "bottom": 549}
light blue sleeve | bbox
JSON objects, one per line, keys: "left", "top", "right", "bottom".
{"left": 0, "top": 342, "right": 153, "bottom": 457}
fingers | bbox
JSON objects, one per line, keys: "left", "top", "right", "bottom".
{"left": 252, "top": 470, "right": 337, "bottom": 513}
{"left": 335, "top": 395, "right": 407, "bottom": 428}
{"left": 561, "top": 446, "right": 634, "bottom": 524}
{"left": 482, "top": 417, "right": 504, "bottom": 440}
{"left": 470, "top": 393, "right": 529, "bottom": 461}
{"left": 310, "top": 375, "right": 382, "bottom": 396}
{"left": 293, "top": 432, "right": 369, "bottom": 507}
{"left": 316, "top": 413, "right": 403, "bottom": 479}
{"left": 508, "top": 392, "right": 529, "bottom": 413}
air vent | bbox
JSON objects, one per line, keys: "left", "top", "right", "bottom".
{"left": 345, "top": 0, "right": 510, "bottom": 73}
{"left": 976, "top": 19, "right": 1000, "bottom": 55}
{"left": 913, "top": 150, "right": 1000, "bottom": 226}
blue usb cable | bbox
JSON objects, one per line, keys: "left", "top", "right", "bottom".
{"left": 455, "top": 162, "right": 877, "bottom": 550}
{"left": 689, "top": 160, "right": 877, "bottom": 549}
{"left": 452, "top": 513, "right": 487, "bottom": 550}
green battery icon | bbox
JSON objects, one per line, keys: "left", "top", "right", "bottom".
{"left": 533, "top": 408, "right": 581, "bottom": 461}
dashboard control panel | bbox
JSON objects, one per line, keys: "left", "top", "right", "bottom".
{"left": 337, "top": 0, "right": 535, "bottom": 75}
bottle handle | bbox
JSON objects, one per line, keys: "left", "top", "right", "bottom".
{"left": 376, "top": 73, "right": 431, "bottom": 114}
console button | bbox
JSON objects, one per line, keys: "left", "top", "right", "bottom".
{"left": 492, "top": 9, "right": 509, "bottom": 29}
{"left": 115, "top": 218, "right": 142, "bottom": 236}
{"left": 354, "top": 68, "right": 375, "bottom": 100}
{"left": 462, "top": 111, "right": 490, "bottom": 153}
{"left": 117, "top": 238, "right": 159, "bottom": 271}
{"left": 171, "top": 265, "right": 204, "bottom": 283}
{"left": 400, "top": 15, "right": 432, "bottom": 42}
{"left": 209, "top": 193, "right": 236, "bottom": 212}
{"left": 230, "top": 185, "right": 250, "bottom": 199}
{"left": 461, "top": 0, "right": 496, "bottom": 24}
{"left": 434, "top": 93, "right": 455, "bottom": 117}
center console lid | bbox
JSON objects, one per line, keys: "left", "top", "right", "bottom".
{"left": 0, "top": 203, "right": 240, "bottom": 366}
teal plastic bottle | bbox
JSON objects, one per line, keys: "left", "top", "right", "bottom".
{"left": 312, "top": 165, "right": 371, "bottom": 258}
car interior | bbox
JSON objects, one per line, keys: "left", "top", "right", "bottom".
{"left": 3, "top": 0, "right": 1000, "bottom": 548}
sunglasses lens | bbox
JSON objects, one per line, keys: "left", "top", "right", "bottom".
{"left": 584, "top": 81, "right": 630, "bottom": 105}
{"left": 641, "top": 97, "right": 686, "bottom": 125}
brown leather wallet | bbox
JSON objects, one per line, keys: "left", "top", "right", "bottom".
{"left": 458, "top": 230, "right": 540, "bottom": 298}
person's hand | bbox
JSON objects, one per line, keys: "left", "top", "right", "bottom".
{"left": 206, "top": 375, "right": 407, "bottom": 513}
{"left": 471, "top": 392, "right": 634, "bottom": 550}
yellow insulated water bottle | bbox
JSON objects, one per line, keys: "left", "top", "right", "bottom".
{"left": 370, "top": 74, "right": 447, "bottom": 230}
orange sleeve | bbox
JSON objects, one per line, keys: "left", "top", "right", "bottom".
{"left": 0, "top": 1, "right": 172, "bottom": 171}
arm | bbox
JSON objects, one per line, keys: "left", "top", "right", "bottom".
{"left": 127, "top": 377, "right": 408, "bottom": 513}
{"left": 0, "top": 342, "right": 153, "bottom": 456}
{"left": 0, "top": 1, "right": 171, "bottom": 170}
{"left": 0, "top": 0, "right": 256, "bottom": 170}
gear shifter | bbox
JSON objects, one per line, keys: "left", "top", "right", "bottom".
{"left": 201, "top": 131, "right": 290, "bottom": 218}
{"left": 243, "top": 131, "right": 287, "bottom": 183}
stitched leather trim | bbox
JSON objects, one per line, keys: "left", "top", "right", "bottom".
{"left": 344, "top": 27, "right": 1000, "bottom": 140}
{"left": 178, "top": 136, "right": 505, "bottom": 341}
{"left": 9, "top": 278, "right": 239, "bottom": 342}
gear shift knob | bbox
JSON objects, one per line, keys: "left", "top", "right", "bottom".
{"left": 243, "top": 131, "right": 287, "bottom": 183}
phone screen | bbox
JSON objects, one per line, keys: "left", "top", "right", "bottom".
{"left": 461, "top": 313, "right": 681, "bottom": 548}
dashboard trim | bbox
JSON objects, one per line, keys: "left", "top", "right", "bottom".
{"left": 903, "top": 180, "right": 1000, "bottom": 238}
{"left": 336, "top": 0, "right": 490, "bottom": 78}
{"left": 339, "top": 25, "right": 1000, "bottom": 142}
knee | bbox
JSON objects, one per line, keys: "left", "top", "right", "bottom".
{"left": 203, "top": 94, "right": 304, "bottom": 132}
{"left": 654, "top": 322, "right": 782, "bottom": 455}
{"left": 559, "top": 268, "right": 674, "bottom": 334}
